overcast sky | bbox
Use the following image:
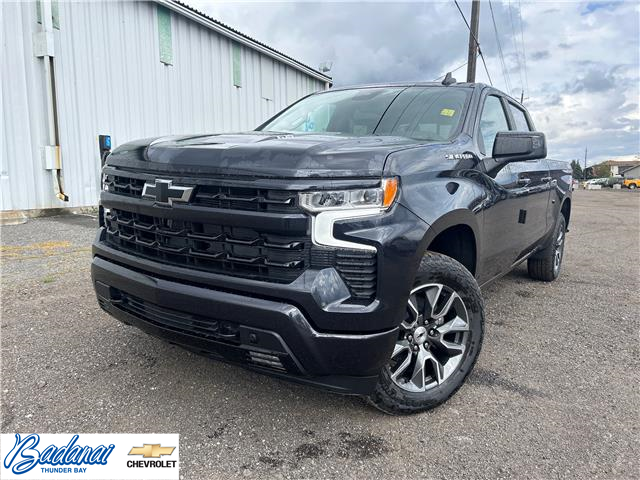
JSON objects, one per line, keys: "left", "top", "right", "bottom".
{"left": 192, "top": 0, "right": 639, "bottom": 164}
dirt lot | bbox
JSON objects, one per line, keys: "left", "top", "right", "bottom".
{"left": 1, "top": 190, "right": 638, "bottom": 479}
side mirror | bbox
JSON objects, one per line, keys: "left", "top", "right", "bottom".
{"left": 492, "top": 131, "right": 546, "bottom": 162}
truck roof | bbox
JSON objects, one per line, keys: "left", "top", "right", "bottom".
{"left": 329, "top": 81, "right": 487, "bottom": 91}
{"left": 326, "top": 82, "right": 524, "bottom": 106}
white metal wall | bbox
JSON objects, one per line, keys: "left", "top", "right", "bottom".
{"left": 1, "top": 2, "right": 56, "bottom": 211}
{"left": 1, "top": 1, "right": 327, "bottom": 211}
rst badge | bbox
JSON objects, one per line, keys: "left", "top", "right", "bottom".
{"left": 142, "top": 179, "right": 194, "bottom": 206}
{"left": 444, "top": 152, "right": 474, "bottom": 160}
{"left": 1, "top": 433, "right": 179, "bottom": 479}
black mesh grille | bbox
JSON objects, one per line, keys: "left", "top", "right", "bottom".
{"left": 335, "top": 250, "right": 377, "bottom": 300}
{"left": 103, "top": 173, "right": 298, "bottom": 213}
{"left": 310, "top": 248, "right": 378, "bottom": 301}
{"left": 194, "top": 185, "right": 298, "bottom": 213}
{"left": 102, "top": 171, "right": 378, "bottom": 301}
{"left": 103, "top": 174, "right": 145, "bottom": 198}
{"left": 117, "top": 292, "right": 240, "bottom": 342}
{"left": 104, "top": 209, "right": 309, "bottom": 283}
{"left": 102, "top": 291, "right": 298, "bottom": 374}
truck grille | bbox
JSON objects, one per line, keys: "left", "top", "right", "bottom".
{"left": 104, "top": 208, "right": 308, "bottom": 283}
{"left": 103, "top": 173, "right": 298, "bottom": 213}
{"left": 101, "top": 170, "right": 378, "bottom": 301}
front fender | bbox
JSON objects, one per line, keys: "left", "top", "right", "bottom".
{"left": 419, "top": 208, "right": 482, "bottom": 257}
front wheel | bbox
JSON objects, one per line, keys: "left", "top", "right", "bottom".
{"left": 368, "top": 252, "right": 484, "bottom": 415}
{"left": 629, "top": 183, "right": 637, "bottom": 189}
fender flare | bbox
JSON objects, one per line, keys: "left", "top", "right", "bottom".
{"left": 559, "top": 197, "right": 572, "bottom": 228}
{"left": 419, "top": 208, "right": 481, "bottom": 262}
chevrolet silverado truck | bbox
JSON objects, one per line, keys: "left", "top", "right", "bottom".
{"left": 93, "top": 81, "right": 572, "bottom": 414}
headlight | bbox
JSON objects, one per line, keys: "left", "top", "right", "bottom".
{"left": 299, "top": 177, "right": 398, "bottom": 212}
{"left": 300, "top": 178, "right": 398, "bottom": 252}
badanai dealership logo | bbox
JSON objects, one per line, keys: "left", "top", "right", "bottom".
{"left": 3, "top": 434, "right": 114, "bottom": 475}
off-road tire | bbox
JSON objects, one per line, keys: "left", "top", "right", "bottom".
{"left": 527, "top": 215, "right": 566, "bottom": 282}
{"left": 368, "top": 252, "right": 484, "bottom": 415}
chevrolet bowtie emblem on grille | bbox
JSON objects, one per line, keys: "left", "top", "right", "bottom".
{"left": 129, "top": 444, "right": 176, "bottom": 458}
{"left": 142, "top": 179, "right": 194, "bottom": 205}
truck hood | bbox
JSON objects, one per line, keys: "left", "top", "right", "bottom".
{"left": 108, "top": 132, "right": 424, "bottom": 178}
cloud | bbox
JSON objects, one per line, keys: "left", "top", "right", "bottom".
{"left": 530, "top": 50, "right": 550, "bottom": 61}
{"left": 192, "top": 0, "right": 639, "bottom": 164}
{"left": 565, "top": 68, "right": 615, "bottom": 93}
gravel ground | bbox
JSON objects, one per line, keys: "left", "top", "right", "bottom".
{"left": 1, "top": 190, "right": 638, "bottom": 479}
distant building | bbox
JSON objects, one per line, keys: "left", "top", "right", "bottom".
{"left": 1, "top": 0, "right": 331, "bottom": 212}
{"left": 589, "top": 155, "right": 640, "bottom": 177}
{"left": 621, "top": 164, "right": 640, "bottom": 179}
{"left": 603, "top": 155, "right": 640, "bottom": 176}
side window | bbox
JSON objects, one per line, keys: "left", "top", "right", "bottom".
{"left": 479, "top": 95, "right": 509, "bottom": 155}
{"left": 509, "top": 104, "right": 531, "bottom": 131}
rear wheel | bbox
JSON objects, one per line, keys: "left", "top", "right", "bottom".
{"left": 368, "top": 252, "right": 484, "bottom": 415}
{"left": 528, "top": 215, "right": 566, "bottom": 282}
{"left": 629, "top": 183, "right": 637, "bottom": 189}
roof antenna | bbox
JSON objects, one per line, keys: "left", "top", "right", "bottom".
{"left": 442, "top": 72, "right": 456, "bottom": 86}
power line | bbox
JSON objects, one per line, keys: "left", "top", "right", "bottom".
{"left": 432, "top": 59, "right": 472, "bottom": 81}
{"left": 508, "top": 0, "right": 525, "bottom": 94}
{"left": 517, "top": 0, "right": 530, "bottom": 99}
{"left": 488, "top": 0, "right": 513, "bottom": 94}
{"left": 453, "top": 0, "right": 479, "bottom": 46}
{"left": 452, "top": 0, "right": 493, "bottom": 85}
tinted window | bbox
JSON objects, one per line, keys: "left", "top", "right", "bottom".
{"left": 479, "top": 95, "right": 509, "bottom": 155}
{"left": 260, "top": 86, "right": 470, "bottom": 141}
{"left": 382, "top": 88, "right": 470, "bottom": 141}
{"left": 259, "top": 88, "right": 403, "bottom": 136}
{"left": 509, "top": 104, "right": 531, "bottom": 131}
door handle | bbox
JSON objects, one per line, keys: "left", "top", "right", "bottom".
{"left": 517, "top": 177, "right": 531, "bottom": 186}
{"left": 541, "top": 176, "right": 552, "bottom": 182}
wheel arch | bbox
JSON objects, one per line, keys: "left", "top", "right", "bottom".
{"left": 421, "top": 210, "right": 480, "bottom": 277}
{"left": 560, "top": 198, "right": 571, "bottom": 229}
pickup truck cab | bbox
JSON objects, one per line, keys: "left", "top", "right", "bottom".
{"left": 93, "top": 81, "right": 571, "bottom": 414}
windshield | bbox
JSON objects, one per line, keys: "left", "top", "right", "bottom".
{"left": 259, "top": 86, "right": 470, "bottom": 141}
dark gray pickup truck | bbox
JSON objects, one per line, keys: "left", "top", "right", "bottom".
{"left": 93, "top": 81, "right": 571, "bottom": 414}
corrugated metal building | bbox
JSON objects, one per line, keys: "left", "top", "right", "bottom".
{"left": 1, "top": 0, "right": 331, "bottom": 212}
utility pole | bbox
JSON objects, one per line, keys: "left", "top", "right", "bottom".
{"left": 466, "top": 0, "right": 481, "bottom": 82}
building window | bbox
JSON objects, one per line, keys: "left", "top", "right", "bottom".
{"left": 232, "top": 43, "right": 242, "bottom": 87}
{"left": 157, "top": 5, "right": 173, "bottom": 65}
{"left": 36, "top": 1, "right": 60, "bottom": 29}
{"left": 261, "top": 57, "right": 274, "bottom": 100}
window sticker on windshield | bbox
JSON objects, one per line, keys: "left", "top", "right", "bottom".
{"left": 440, "top": 108, "right": 456, "bottom": 117}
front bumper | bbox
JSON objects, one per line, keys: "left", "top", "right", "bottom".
{"left": 92, "top": 203, "right": 429, "bottom": 394}
{"left": 94, "top": 257, "right": 399, "bottom": 394}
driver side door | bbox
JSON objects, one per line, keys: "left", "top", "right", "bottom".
{"left": 476, "top": 93, "right": 536, "bottom": 280}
